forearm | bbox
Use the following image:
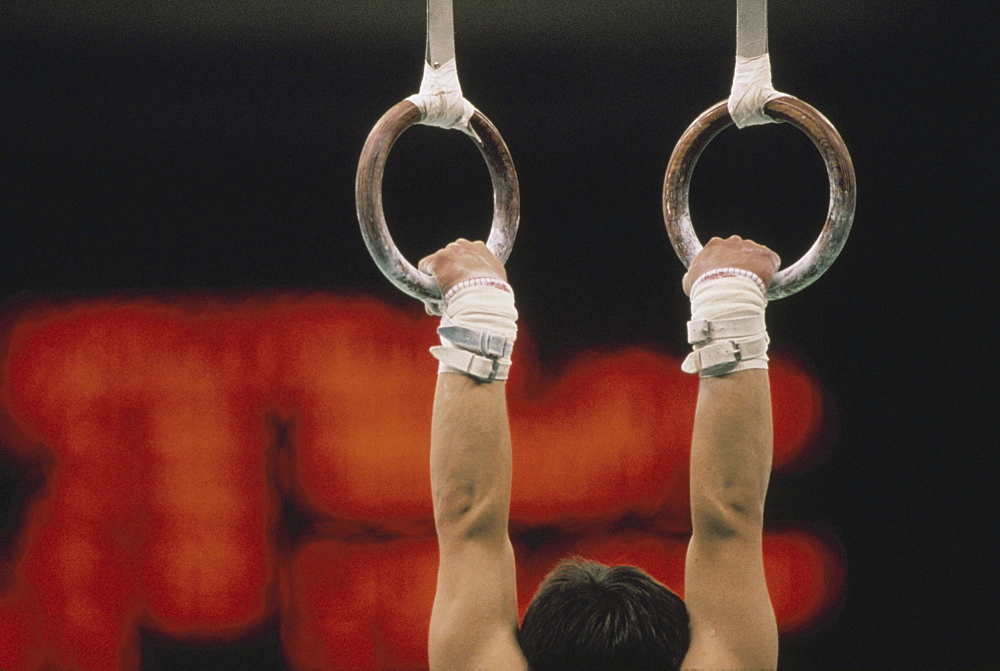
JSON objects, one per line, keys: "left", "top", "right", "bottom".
{"left": 689, "top": 369, "right": 773, "bottom": 537}
{"left": 430, "top": 374, "right": 513, "bottom": 541}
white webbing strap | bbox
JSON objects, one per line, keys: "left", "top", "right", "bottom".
{"left": 687, "top": 314, "right": 766, "bottom": 345}
{"left": 682, "top": 333, "right": 769, "bottom": 376}
{"left": 729, "top": 0, "right": 785, "bottom": 128}
{"left": 438, "top": 321, "right": 514, "bottom": 359}
{"left": 406, "top": 59, "right": 476, "bottom": 132}
{"left": 430, "top": 345, "right": 512, "bottom": 381}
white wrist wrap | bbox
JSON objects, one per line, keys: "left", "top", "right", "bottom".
{"left": 682, "top": 271, "right": 769, "bottom": 378}
{"left": 430, "top": 279, "right": 517, "bottom": 382}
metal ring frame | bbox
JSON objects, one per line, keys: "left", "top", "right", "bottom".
{"left": 663, "top": 95, "right": 856, "bottom": 299}
{"left": 356, "top": 100, "right": 520, "bottom": 304}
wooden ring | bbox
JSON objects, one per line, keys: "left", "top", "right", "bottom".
{"left": 356, "top": 100, "right": 519, "bottom": 304}
{"left": 663, "top": 95, "right": 856, "bottom": 299}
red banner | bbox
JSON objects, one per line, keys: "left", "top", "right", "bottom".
{"left": 0, "top": 296, "right": 841, "bottom": 669}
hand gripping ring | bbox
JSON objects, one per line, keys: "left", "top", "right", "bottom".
{"left": 356, "top": 99, "right": 519, "bottom": 306}
{"left": 663, "top": 95, "right": 856, "bottom": 299}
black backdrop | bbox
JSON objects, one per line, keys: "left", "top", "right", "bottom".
{"left": 2, "top": 2, "right": 996, "bottom": 668}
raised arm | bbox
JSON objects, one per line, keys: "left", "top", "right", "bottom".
{"left": 679, "top": 237, "right": 781, "bottom": 670}
{"left": 418, "top": 240, "right": 527, "bottom": 669}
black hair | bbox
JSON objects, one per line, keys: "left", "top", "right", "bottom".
{"left": 518, "top": 558, "right": 690, "bottom": 670}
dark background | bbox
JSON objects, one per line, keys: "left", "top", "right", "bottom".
{"left": 2, "top": 1, "right": 996, "bottom": 668}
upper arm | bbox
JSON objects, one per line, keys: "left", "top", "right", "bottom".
{"left": 428, "top": 532, "right": 527, "bottom": 669}
{"left": 681, "top": 530, "right": 778, "bottom": 670}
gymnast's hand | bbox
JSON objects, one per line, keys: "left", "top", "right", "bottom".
{"left": 682, "top": 235, "right": 781, "bottom": 296}
{"left": 419, "top": 239, "right": 507, "bottom": 296}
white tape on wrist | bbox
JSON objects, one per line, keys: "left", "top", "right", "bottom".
{"left": 728, "top": 53, "right": 784, "bottom": 128}
{"left": 406, "top": 59, "right": 476, "bottom": 132}
{"left": 442, "top": 277, "right": 513, "bottom": 305}
{"left": 690, "top": 267, "right": 768, "bottom": 296}
{"left": 430, "top": 280, "right": 517, "bottom": 382}
{"left": 683, "top": 272, "right": 769, "bottom": 377}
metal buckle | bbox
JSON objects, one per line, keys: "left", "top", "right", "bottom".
{"left": 486, "top": 357, "right": 501, "bottom": 382}
{"left": 687, "top": 318, "right": 711, "bottom": 344}
{"left": 479, "top": 331, "right": 507, "bottom": 358}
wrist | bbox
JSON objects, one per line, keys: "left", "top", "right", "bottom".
{"left": 690, "top": 267, "right": 767, "bottom": 296}
{"left": 682, "top": 273, "right": 769, "bottom": 378}
{"left": 431, "top": 281, "right": 518, "bottom": 382}
{"left": 442, "top": 276, "right": 513, "bottom": 306}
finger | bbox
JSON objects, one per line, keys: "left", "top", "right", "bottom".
{"left": 417, "top": 252, "right": 437, "bottom": 275}
{"left": 764, "top": 247, "right": 781, "bottom": 269}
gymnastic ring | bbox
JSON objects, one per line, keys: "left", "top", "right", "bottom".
{"left": 356, "top": 99, "right": 519, "bottom": 305}
{"left": 662, "top": 95, "right": 856, "bottom": 300}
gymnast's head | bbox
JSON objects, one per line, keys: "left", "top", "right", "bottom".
{"left": 517, "top": 558, "right": 690, "bottom": 670}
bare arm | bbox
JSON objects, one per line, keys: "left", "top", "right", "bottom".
{"left": 427, "top": 374, "right": 524, "bottom": 668}
{"left": 682, "top": 370, "right": 778, "bottom": 669}
{"left": 420, "top": 241, "right": 526, "bottom": 669}
{"left": 680, "top": 237, "right": 780, "bottom": 670}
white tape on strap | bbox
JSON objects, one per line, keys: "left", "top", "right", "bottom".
{"left": 729, "top": 54, "right": 783, "bottom": 128}
{"left": 406, "top": 59, "right": 476, "bottom": 131}
{"left": 729, "top": 0, "right": 785, "bottom": 128}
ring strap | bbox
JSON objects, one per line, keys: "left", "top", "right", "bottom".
{"left": 406, "top": 59, "right": 476, "bottom": 131}
{"left": 681, "top": 334, "right": 769, "bottom": 376}
{"left": 687, "top": 314, "right": 766, "bottom": 345}
{"left": 736, "top": 0, "right": 769, "bottom": 58}
{"left": 729, "top": 0, "right": 783, "bottom": 128}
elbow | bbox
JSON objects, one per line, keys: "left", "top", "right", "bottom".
{"left": 691, "top": 491, "right": 765, "bottom": 540}
{"left": 433, "top": 485, "right": 507, "bottom": 541}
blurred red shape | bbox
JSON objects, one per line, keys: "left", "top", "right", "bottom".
{"left": 0, "top": 295, "right": 837, "bottom": 668}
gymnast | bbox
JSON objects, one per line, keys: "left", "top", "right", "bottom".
{"left": 418, "top": 235, "right": 781, "bottom": 669}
